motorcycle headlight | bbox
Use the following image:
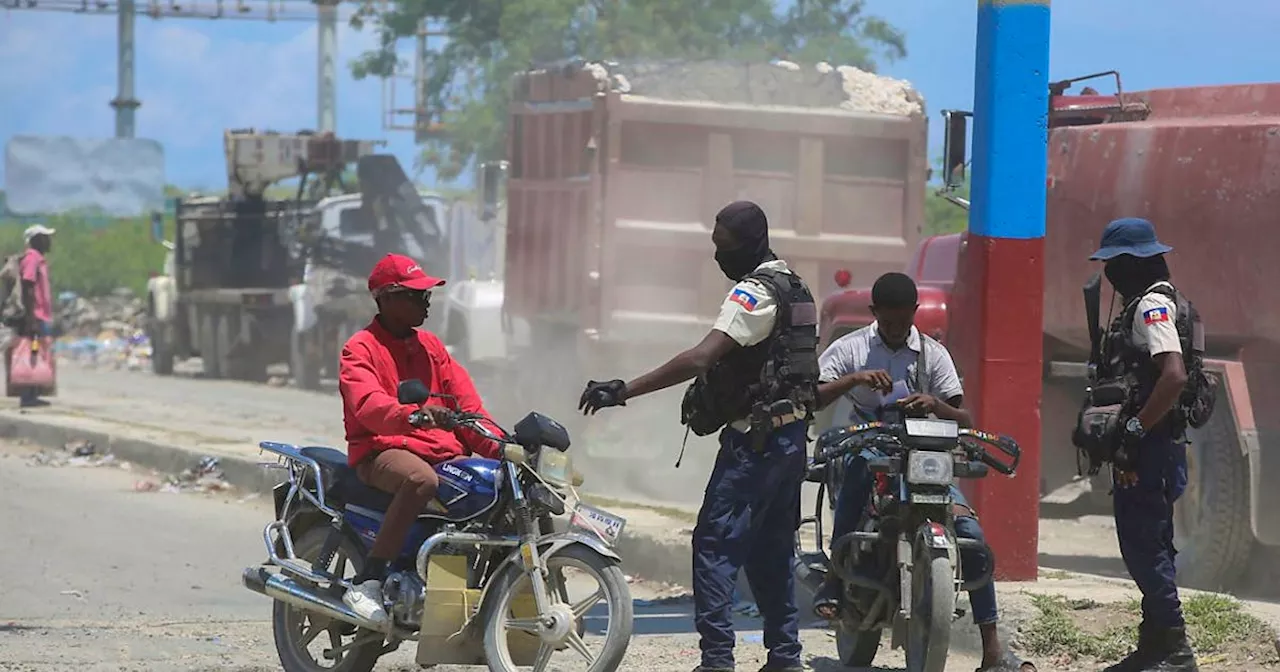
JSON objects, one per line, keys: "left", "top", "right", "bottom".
{"left": 536, "top": 450, "right": 575, "bottom": 488}
{"left": 907, "top": 451, "right": 954, "bottom": 486}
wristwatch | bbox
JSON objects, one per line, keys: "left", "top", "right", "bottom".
{"left": 1125, "top": 417, "right": 1146, "bottom": 438}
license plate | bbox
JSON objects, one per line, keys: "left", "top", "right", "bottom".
{"left": 570, "top": 504, "right": 626, "bottom": 545}
{"left": 910, "top": 493, "right": 950, "bottom": 505}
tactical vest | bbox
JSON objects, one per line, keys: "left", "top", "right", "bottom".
{"left": 681, "top": 268, "right": 820, "bottom": 436}
{"left": 1098, "top": 283, "right": 1216, "bottom": 435}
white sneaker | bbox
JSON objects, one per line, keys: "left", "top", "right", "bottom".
{"left": 342, "top": 579, "right": 389, "bottom": 626}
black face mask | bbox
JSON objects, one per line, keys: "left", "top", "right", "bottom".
{"left": 1105, "top": 256, "right": 1168, "bottom": 300}
{"left": 715, "top": 246, "right": 760, "bottom": 281}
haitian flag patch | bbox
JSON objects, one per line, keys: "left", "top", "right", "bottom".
{"left": 729, "top": 288, "right": 759, "bottom": 310}
{"left": 1143, "top": 306, "right": 1170, "bottom": 325}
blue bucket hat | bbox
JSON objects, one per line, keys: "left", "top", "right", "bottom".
{"left": 1089, "top": 217, "right": 1173, "bottom": 261}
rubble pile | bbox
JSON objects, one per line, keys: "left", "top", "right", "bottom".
{"left": 575, "top": 59, "right": 923, "bottom": 116}
{"left": 53, "top": 288, "right": 153, "bottom": 370}
{"left": 56, "top": 288, "right": 146, "bottom": 338}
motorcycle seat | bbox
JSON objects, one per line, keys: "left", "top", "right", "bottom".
{"left": 299, "top": 446, "right": 394, "bottom": 511}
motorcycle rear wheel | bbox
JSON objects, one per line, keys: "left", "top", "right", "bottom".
{"left": 271, "top": 527, "right": 381, "bottom": 672}
{"left": 905, "top": 545, "right": 954, "bottom": 672}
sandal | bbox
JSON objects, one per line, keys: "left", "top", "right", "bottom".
{"left": 975, "top": 652, "right": 1036, "bottom": 672}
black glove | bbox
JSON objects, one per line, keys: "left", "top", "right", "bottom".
{"left": 579, "top": 379, "right": 627, "bottom": 415}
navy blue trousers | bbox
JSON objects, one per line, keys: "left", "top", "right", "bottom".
{"left": 693, "top": 421, "right": 807, "bottom": 669}
{"left": 1113, "top": 431, "right": 1188, "bottom": 628}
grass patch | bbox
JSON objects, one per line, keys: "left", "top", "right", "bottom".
{"left": 1019, "top": 592, "right": 1276, "bottom": 664}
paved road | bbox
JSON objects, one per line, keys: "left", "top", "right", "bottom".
{"left": 0, "top": 439, "right": 984, "bottom": 671}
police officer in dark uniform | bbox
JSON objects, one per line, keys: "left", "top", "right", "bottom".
{"left": 579, "top": 200, "right": 819, "bottom": 672}
{"left": 1089, "top": 217, "right": 1199, "bottom": 672}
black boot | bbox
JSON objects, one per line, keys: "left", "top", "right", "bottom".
{"left": 1140, "top": 626, "right": 1199, "bottom": 672}
{"left": 1102, "top": 622, "right": 1157, "bottom": 672}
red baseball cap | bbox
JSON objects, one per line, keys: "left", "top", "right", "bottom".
{"left": 367, "top": 254, "right": 446, "bottom": 293}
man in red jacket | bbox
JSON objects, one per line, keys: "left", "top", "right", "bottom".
{"left": 338, "top": 253, "right": 502, "bottom": 624}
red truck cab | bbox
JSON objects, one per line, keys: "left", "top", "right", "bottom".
{"left": 820, "top": 232, "right": 962, "bottom": 349}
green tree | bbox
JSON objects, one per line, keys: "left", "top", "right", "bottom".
{"left": 350, "top": 0, "right": 906, "bottom": 180}
{"left": 924, "top": 179, "right": 969, "bottom": 236}
{"left": 924, "top": 154, "right": 969, "bottom": 236}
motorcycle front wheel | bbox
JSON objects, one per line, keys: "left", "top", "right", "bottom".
{"left": 483, "top": 544, "right": 633, "bottom": 672}
{"left": 905, "top": 543, "right": 954, "bottom": 672}
{"left": 836, "top": 627, "right": 882, "bottom": 667}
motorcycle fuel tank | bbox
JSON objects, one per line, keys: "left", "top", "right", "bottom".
{"left": 432, "top": 456, "right": 501, "bottom": 522}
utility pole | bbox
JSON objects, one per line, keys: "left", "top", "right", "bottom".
{"left": 951, "top": 0, "right": 1052, "bottom": 581}
{"left": 110, "top": 0, "right": 140, "bottom": 138}
{"left": 316, "top": 0, "right": 339, "bottom": 133}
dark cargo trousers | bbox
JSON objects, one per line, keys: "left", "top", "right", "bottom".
{"left": 692, "top": 421, "right": 807, "bottom": 670}
{"left": 1113, "top": 431, "right": 1189, "bottom": 628}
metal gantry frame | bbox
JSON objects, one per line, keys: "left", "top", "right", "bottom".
{"left": 3, "top": 0, "right": 359, "bottom": 138}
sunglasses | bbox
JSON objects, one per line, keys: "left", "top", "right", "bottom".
{"left": 380, "top": 286, "right": 433, "bottom": 304}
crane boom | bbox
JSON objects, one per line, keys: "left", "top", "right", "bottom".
{"left": 223, "top": 129, "right": 382, "bottom": 199}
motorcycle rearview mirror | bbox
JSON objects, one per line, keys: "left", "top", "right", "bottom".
{"left": 397, "top": 379, "right": 430, "bottom": 405}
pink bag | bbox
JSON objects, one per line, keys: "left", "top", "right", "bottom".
{"left": 11, "top": 337, "right": 54, "bottom": 388}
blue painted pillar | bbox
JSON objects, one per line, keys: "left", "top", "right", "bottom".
{"left": 951, "top": 0, "right": 1051, "bottom": 581}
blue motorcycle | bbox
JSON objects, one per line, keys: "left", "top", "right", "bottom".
{"left": 243, "top": 379, "right": 633, "bottom": 672}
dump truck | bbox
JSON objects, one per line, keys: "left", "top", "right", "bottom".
{"left": 819, "top": 72, "right": 1280, "bottom": 589}
{"left": 146, "top": 130, "right": 449, "bottom": 385}
{"left": 482, "top": 59, "right": 927, "bottom": 490}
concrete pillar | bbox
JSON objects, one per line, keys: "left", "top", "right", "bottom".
{"left": 951, "top": 0, "right": 1051, "bottom": 581}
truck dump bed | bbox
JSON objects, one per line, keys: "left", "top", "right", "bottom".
{"left": 1042, "top": 83, "right": 1280, "bottom": 358}
{"left": 504, "top": 60, "right": 927, "bottom": 346}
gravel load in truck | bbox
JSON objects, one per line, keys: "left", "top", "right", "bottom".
{"left": 519, "top": 59, "right": 924, "bottom": 116}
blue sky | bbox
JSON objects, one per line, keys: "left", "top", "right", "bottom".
{"left": 2, "top": 0, "right": 1277, "bottom": 191}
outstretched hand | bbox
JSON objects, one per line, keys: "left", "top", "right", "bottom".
{"left": 579, "top": 379, "right": 627, "bottom": 415}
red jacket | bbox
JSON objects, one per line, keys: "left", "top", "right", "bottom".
{"left": 339, "top": 319, "right": 501, "bottom": 466}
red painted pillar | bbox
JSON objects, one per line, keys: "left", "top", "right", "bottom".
{"left": 950, "top": 0, "right": 1052, "bottom": 581}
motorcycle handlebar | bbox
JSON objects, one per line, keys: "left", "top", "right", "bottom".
{"left": 958, "top": 428, "right": 1021, "bottom": 476}
{"left": 814, "top": 423, "right": 1020, "bottom": 476}
{"left": 409, "top": 409, "right": 511, "bottom": 443}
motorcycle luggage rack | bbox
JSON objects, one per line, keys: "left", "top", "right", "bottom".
{"left": 257, "top": 441, "right": 350, "bottom": 589}
{"left": 264, "top": 519, "right": 354, "bottom": 590}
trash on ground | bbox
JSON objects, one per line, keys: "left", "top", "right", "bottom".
{"left": 27, "top": 441, "right": 124, "bottom": 469}
{"left": 159, "top": 455, "right": 232, "bottom": 493}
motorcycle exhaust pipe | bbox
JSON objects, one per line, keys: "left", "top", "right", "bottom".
{"left": 242, "top": 567, "right": 389, "bottom": 633}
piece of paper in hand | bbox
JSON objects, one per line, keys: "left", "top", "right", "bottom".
{"left": 878, "top": 380, "right": 911, "bottom": 407}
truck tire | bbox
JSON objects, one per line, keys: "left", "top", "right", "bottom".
{"left": 199, "top": 311, "right": 222, "bottom": 379}
{"left": 220, "top": 312, "right": 269, "bottom": 383}
{"left": 215, "top": 312, "right": 236, "bottom": 379}
{"left": 1173, "top": 385, "right": 1252, "bottom": 590}
{"left": 291, "top": 329, "right": 321, "bottom": 391}
{"left": 150, "top": 323, "right": 175, "bottom": 376}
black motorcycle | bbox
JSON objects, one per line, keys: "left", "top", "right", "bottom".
{"left": 794, "top": 416, "right": 1020, "bottom": 672}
